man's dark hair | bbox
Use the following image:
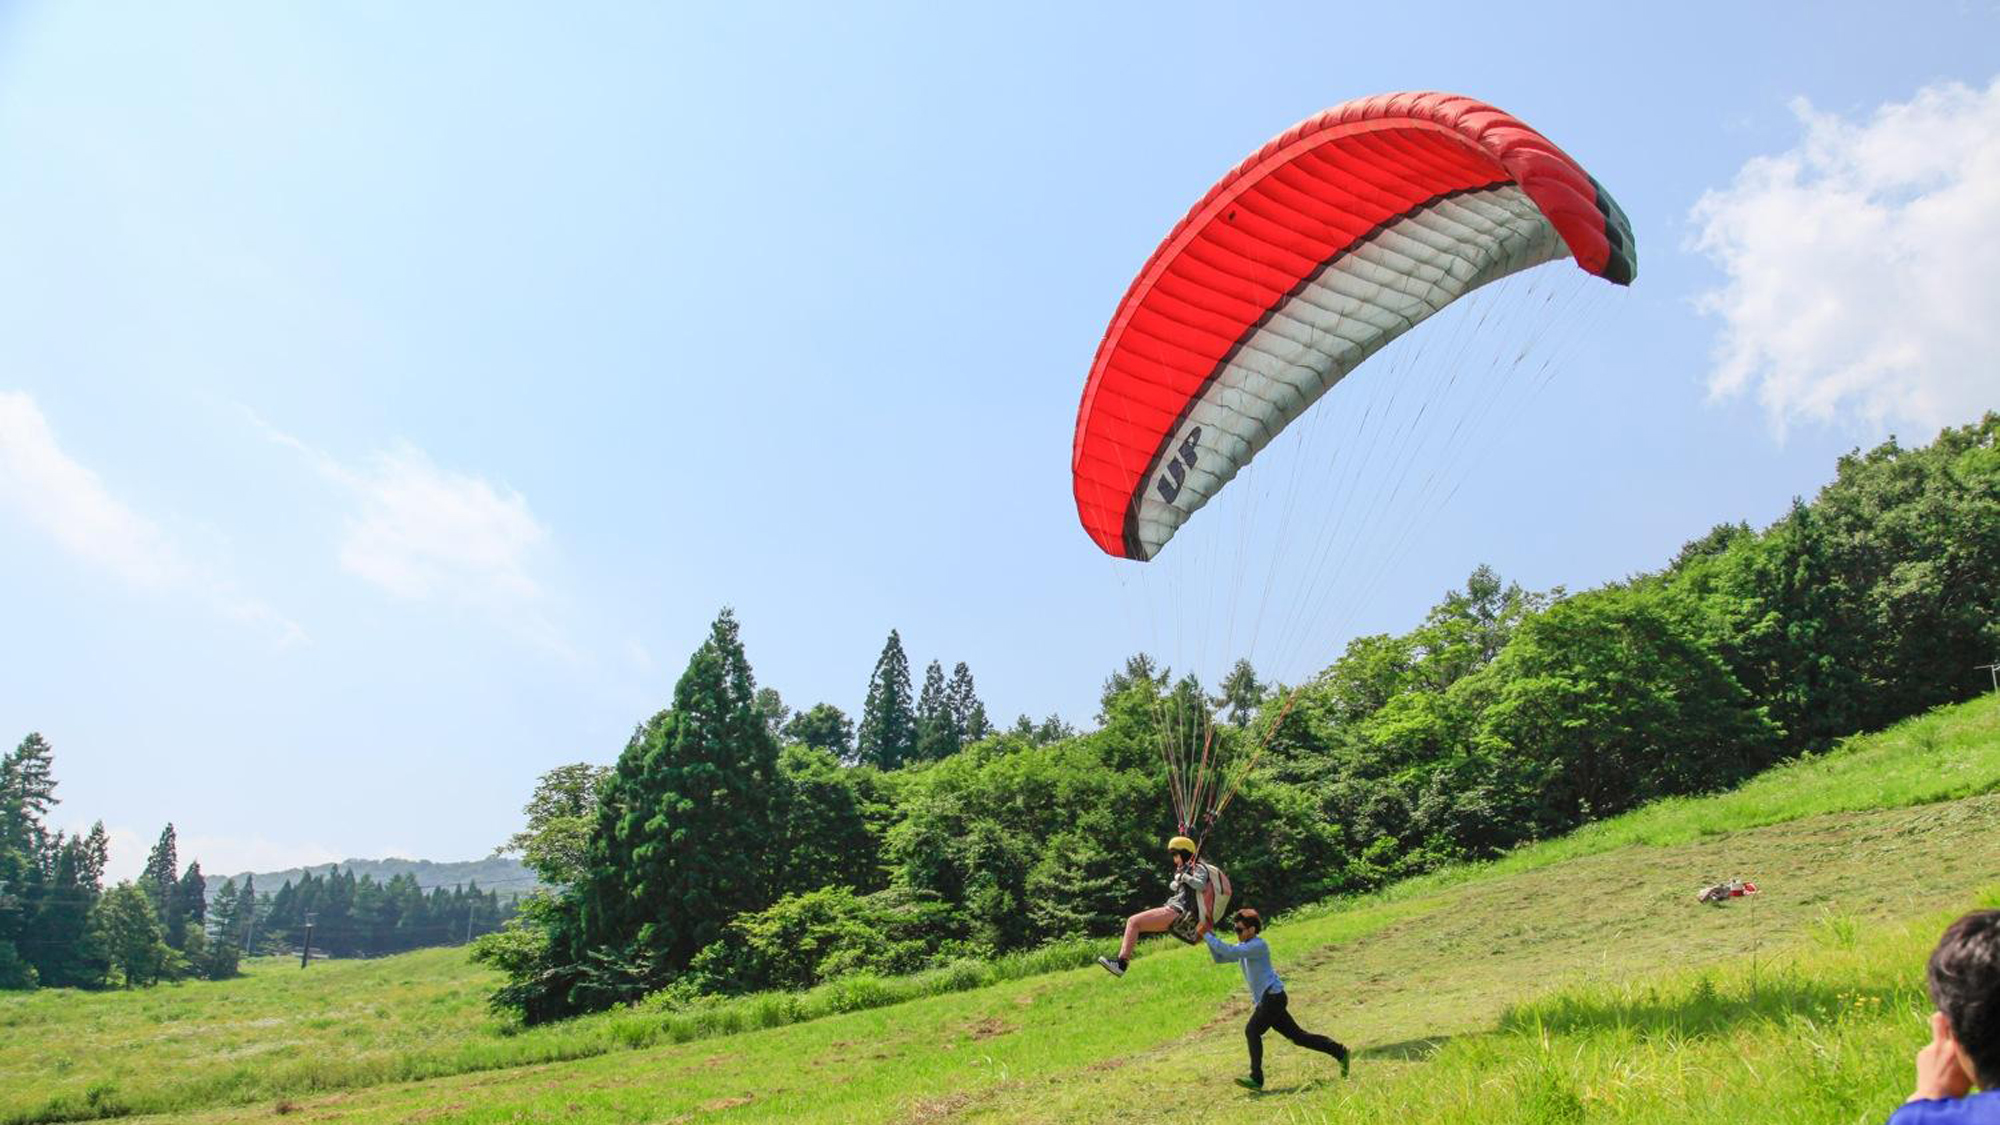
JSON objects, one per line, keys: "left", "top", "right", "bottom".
{"left": 1928, "top": 909, "right": 2000, "bottom": 1088}
{"left": 1234, "top": 908, "right": 1262, "bottom": 934}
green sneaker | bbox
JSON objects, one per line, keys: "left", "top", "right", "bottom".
{"left": 1235, "top": 1076, "right": 1263, "bottom": 1092}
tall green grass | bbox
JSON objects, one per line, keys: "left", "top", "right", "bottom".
{"left": 1292, "top": 885, "right": 2000, "bottom": 1124}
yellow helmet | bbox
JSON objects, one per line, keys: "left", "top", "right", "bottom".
{"left": 1167, "top": 835, "right": 1198, "bottom": 854}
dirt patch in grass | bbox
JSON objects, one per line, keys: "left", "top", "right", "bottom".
{"left": 899, "top": 1091, "right": 972, "bottom": 1123}
{"left": 965, "top": 1017, "right": 1016, "bottom": 1041}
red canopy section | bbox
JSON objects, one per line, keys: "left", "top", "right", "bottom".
{"left": 1072, "top": 92, "right": 1635, "bottom": 561}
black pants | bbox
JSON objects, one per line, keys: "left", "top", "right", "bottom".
{"left": 1245, "top": 989, "right": 1343, "bottom": 1084}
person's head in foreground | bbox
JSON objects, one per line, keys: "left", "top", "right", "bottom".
{"left": 1892, "top": 909, "right": 2000, "bottom": 1122}
{"left": 1234, "top": 908, "right": 1262, "bottom": 939}
{"left": 1168, "top": 835, "right": 1196, "bottom": 869}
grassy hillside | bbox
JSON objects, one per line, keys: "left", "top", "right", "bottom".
{"left": 6, "top": 694, "right": 1996, "bottom": 1124}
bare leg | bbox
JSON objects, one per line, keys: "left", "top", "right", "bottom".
{"left": 1118, "top": 906, "right": 1181, "bottom": 961}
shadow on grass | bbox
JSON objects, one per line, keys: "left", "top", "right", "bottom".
{"left": 1239, "top": 1077, "right": 1335, "bottom": 1097}
{"left": 1499, "top": 973, "right": 1921, "bottom": 1039}
{"left": 1357, "top": 1034, "right": 1454, "bottom": 1061}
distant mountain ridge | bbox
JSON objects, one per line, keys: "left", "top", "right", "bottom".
{"left": 203, "top": 856, "right": 539, "bottom": 901}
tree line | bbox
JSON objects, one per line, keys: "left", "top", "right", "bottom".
{"left": 0, "top": 770, "right": 240, "bottom": 989}
{"left": 214, "top": 866, "right": 516, "bottom": 959}
{"left": 476, "top": 414, "right": 1997, "bottom": 1023}
{"left": 758, "top": 631, "right": 1073, "bottom": 768}
{"left": 0, "top": 744, "right": 519, "bottom": 990}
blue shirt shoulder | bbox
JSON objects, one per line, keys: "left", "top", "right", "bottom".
{"left": 1888, "top": 1091, "right": 2000, "bottom": 1125}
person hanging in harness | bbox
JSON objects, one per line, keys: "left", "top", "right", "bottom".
{"left": 1200, "top": 907, "right": 1350, "bottom": 1091}
{"left": 1097, "top": 835, "right": 1231, "bottom": 977}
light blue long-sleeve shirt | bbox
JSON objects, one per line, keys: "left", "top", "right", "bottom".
{"left": 1204, "top": 932, "right": 1284, "bottom": 1003}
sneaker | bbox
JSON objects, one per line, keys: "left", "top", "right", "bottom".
{"left": 1235, "top": 1076, "right": 1263, "bottom": 1091}
{"left": 1095, "top": 956, "right": 1125, "bottom": 977}
{"left": 1335, "top": 1043, "right": 1351, "bottom": 1079}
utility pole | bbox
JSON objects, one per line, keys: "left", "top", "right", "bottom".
{"left": 300, "top": 911, "right": 317, "bottom": 968}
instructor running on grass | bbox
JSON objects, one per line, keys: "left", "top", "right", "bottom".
{"left": 1201, "top": 908, "right": 1349, "bottom": 1091}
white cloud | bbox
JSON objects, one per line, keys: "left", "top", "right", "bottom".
{"left": 338, "top": 446, "right": 546, "bottom": 603}
{"left": 1691, "top": 78, "right": 2000, "bottom": 437}
{"left": 250, "top": 412, "right": 552, "bottom": 611}
{"left": 0, "top": 392, "right": 187, "bottom": 588}
{"left": 0, "top": 392, "right": 305, "bottom": 644}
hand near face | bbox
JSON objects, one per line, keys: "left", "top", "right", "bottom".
{"left": 1912, "top": 1011, "right": 1976, "bottom": 1103}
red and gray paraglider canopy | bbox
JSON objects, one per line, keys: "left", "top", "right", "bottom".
{"left": 1071, "top": 92, "right": 1636, "bottom": 562}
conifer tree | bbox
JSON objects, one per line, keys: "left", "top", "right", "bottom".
{"left": 140, "top": 826, "right": 178, "bottom": 917}
{"left": 571, "top": 608, "right": 783, "bottom": 1004}
{"left": 913, "top": 660, "right": 957, "bottom": 761}
{"left": 178, "top": 861, "right": 207, "bottom": 934}
{"left": 946, "top": 662, "right": 990, "bottom": 743}
{"left": 855, "top": 630, "right": 916, "bottom": 769}
{"left": 78, "top": 823, "right": 108, "bottom": 890}
{"left": 0, "top": 734, "right": 56, "bottom": 854}
{"left": 236, "top": 874, "right": 259, "bottom": 952}
{"left": 0, "top": 733, "right": 59, "bottom": 988}
{"left": 141, "top": 827, "right": 191, "bottom": 950}
{"left": 208, "top": 879, "right": 241, "bottom": 944}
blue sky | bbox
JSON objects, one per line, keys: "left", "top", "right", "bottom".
{"left": 2, "top": 3, "right": 1995, "bottom": 880}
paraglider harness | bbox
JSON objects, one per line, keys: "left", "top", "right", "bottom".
{"left": 1166, "top": 856, "right": 1233, "bottom": 945}
{"left": 1696, "top": 878, "right": 1758, "bottom": 905}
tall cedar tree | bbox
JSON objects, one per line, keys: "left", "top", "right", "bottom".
{"left": 141, "top": 826, "right": 191, "bottom": 949}
{"left": 207, "top": 880, "right": 241, "bottom": 945}
{"left": 574, "top": 609, "right": 782, "bottom": 990}
{"left": 946, "top": 662, "right": 990, "bottom": 743}
{"left": 856, "top": 630, "right": 916, "bottom": 769}
{"left": 0, "top": 734, "right": 55, "bottom": 852}
{"left": 0, "top": 733, "right": 59, "bottom": 986}
{"left": 235, "top": 874, "right": 258, "bottom": 951}
{"left": 178, "top": 862, "right": 207, "bottom": 933}
{"left": 140, "top": 825, "right": 177, "bottom": 916}
{"left": 913, "top": 660, "right": 957, "bottom": 761}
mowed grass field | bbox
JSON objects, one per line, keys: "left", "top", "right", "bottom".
{"left": 6, "top": 693, "right": 1997, "bottom": 1124}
